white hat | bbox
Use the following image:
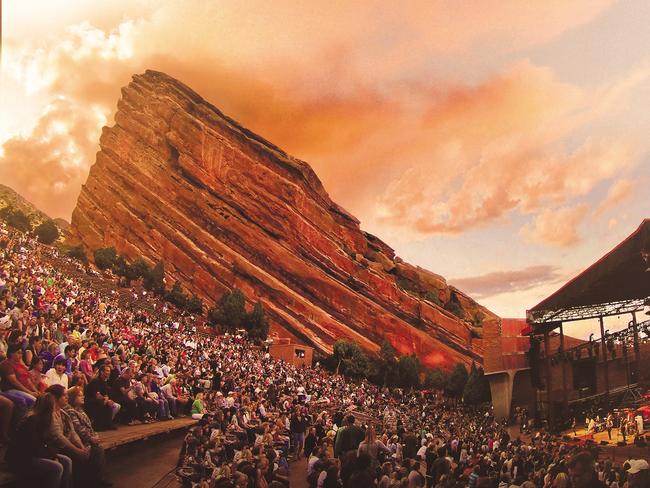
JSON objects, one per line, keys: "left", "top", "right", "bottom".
{"left": 627, "top": 459, "right": 649, "bottom": 474}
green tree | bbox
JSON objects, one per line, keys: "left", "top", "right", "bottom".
{"left": 425, "top": 368, "right": 447, "bottom": 390}
{"left": 208, "top": 288, "right": 246, "bottom": 331}
{"left": 125, "top": 257, "right": 150, "bottom": 285}
{"left": 165, "top": 280, "right": 188, "bottom": 309}
{"left": 424, "top": 291, "right": 442, "bottom": 306}
{"left": 397, "top": 354, "right": 421, "bottom": 389}
{"left": 472, "top": 311, "right": 485, "bottom": 327}
{"left": 34, "top": 220, "right": 59, "bottom": 244}
{"left": 444, "top": 293, "right": 465, "bottom": 320}
{"left": 66, "top": 245, "right": 87, "bottom": 264}
{"left": 378, "top": 340, "right": 398, "bottom": 386}
{"left": 144, "top": 260, "right": 165, "bottom": 296}
{"left": 246, "top": 301, "right": 269, "bottom": 340}
{"left": 4, "top": 208, "right": 32, "bottom": 232}
{"left": 332, "top": 340, "right": 369, "bottom": 377}
{"left": 94, "top": 247, "right": 118, "bottom": 270}
{"left": 446, "top": 362, "right": 469, "bottom": 398}
{"left": 185, "top": 295, "right": 204, "bottom": 314}
{"left": 463, "top": 363, "right": 492, "bottom": 405}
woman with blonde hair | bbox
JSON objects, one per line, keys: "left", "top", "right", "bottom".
{"left": 552, "top": 472, "right": 569, "bottom": 488}
{"left": 357, "top": 425, "right": 391, "bottom": 469}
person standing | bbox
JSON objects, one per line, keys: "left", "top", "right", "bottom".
{"left": 606, "top": 414, "right": 613, "bottom": 440}
{"left": 334, "top": 415, "right": 364, "bottom": 459}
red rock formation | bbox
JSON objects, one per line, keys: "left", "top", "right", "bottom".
{"left": 70, "top": 70, "right": 497, "bottom": 369}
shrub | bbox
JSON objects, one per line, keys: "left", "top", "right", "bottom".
{"left": 396, "top": 276, "right": 415, "bottom": 293}
{"left": 425, "top": 368, "right": 447, "bottom": 390}
{"left": 185, "top": 295, "right": 204, "bottom": 314}
{"left": 2, "top": 208, "right": 32, "bottom": 233}
{"left": 144, "top": 261, "right": 165, "bottom": 296}
{"left": 463, "top": 363, "right": 492, "bottom": 405}
{"left": 246, "top": 301, "right": 269, "bottom": 340}
{"left": 125, "top": 257, "right": 150, "bottom": 284}
{"left": 165, "top": 281, "right": 188, "bottom": 309}
{"left": 424, "top": 291, "right": 442, "bottom": 306}
{"left": 331, "top": 340, "right": 370, "bottom": 377}
{"left": 397, "top": 354, "right": 421, "bottom": 389}
{"left": 444, "top": 295, "right": 465, "bottom": 320}
{"left": 66, "top": 245, "right": 87, "bottom": 264}
{"left": 94, "top": 247, "right": 118, "bottom": 270}
{"left": 34, "top": 220, "right": 59, "bottom": 244}
{"left": 445, "top": 363, "right": 469, "bottom": 398}
{"left": 207, "top": 288, "right": 246, "bottom": 331}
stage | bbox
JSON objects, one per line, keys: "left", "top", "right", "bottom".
{"left": 562, "top": 426, "right": 650, "bottom": 463}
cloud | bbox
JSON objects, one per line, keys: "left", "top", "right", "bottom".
{"left": 374, "top": 63, "right": 646, "bottom": 237}
{"left": 0, "top": 98, "right": 106, "bottom": 219}
{"left": 520, "top": 203, "right": 590, "bottom": 247}
{"left": 595, "top": 179, "right": 635, "bottom": 215}
{"left": 0, "top": 0, "right": 634, "bottom": 226}
{"left": 450, "top": 265, "right": 564, "bottom": 299}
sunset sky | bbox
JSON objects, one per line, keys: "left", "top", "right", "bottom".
{"left": 1, "top": 1, "right": 649, "bottom": 330}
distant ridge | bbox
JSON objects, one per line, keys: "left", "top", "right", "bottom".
{"left": 0, "top": 184, "right": 70, "bottom": 231}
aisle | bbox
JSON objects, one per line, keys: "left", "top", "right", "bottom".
{"left": 105, "top": 430, "right": 185, "bottom": 487}
{"left": 288, "top": 456, "right": 309, "bottom": 488}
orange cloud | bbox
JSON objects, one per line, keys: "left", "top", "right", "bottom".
{"left": 520, "top": 204, "right": 589, "bottom": 247}
{"left": 595, "top": 179, "right": 635, "bottom": 215}
{"left": 450, "top": 265, "right": 564, "bottom": 299}
{"left": 0, "top": 0, "right": 635, "bottom": 230}
{"left": 0, "top": 98, "right": 104, "bottom": 219}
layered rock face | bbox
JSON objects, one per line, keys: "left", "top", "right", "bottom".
{"left": 70, "top": 70, "right": 497, "bottom": 368}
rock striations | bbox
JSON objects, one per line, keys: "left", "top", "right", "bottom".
{"left": 70, "top": 70, "right": 497, "bottom": 368}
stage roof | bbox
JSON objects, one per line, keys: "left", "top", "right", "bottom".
{"left": 528, "top": 219, "right": 650, "bottom": 322}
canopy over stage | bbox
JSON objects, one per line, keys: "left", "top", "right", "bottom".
{"left": 527, "top": 219, "right": 650, "bottom": 329}
{"left": 524, "top": 219, "right": 650, "bottom": 428}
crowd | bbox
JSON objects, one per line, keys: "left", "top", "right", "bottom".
{"left": 0, "top": 223, "right": 648, "bottom": 488}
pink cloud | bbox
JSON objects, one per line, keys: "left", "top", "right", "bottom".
{"left": 0, "top": 0, "right": 635, "bottom": 230}
{"left": 520, "top": 204, "right": 589, "bottom": 247}
{"left": 450, "top": 265, "right": 564, "bottom": 299}
{"left": 595, "top": 179, "right": 635, "bottom": 215}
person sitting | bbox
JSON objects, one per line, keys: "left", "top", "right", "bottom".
{"left": 45, "top": 357, "right": 69, "bottom": 389}
{"left": 147, "top": 374, "right": 172, "bottom": 420}
{"left": 53, "top": 344, "right": 78, "bottom": 377}
{"left": 109, "top": 367, "right": 140, "bottom": 425}
{"left": 191, "top": 392, "right": 207, "bottom": 419}
{"left": 161, "top": 378, "right": 180, "bottom": 417}
{"left": 0, "top": 343, "right": 38, "bottom": 418}
{"left": 133, "top": 372, "right": 158, "bottom": 422}
{"left": 46, "top": 384, "right": 111, "bottom": 487}
{"left": 6, "top": 393, "right": 73, "bottom": 488}
{"left": 84, "top": 364, "right": 119, "bottom": 431}
{"left": 64, "top": 386, "right": 111, "bottom": 486}
{"left": 40, "top": 342, "right": 60, "bottom": 372}
{"left": 29, "top": 356, "right": 48, "bottom": 393}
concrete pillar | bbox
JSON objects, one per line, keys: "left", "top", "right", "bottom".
{"left": 543, "top": 331, "right": 552, "bottom": 423}
{"left": 487, "top": 371, "right": 514, "bottom": 420}
{"left": 560, "top": 323, "right": 568, "bottom": 406}
{"left": 632, "top": 312, "right": 641, "bottom": 383}
{"left": 599, "top": 316, "right": 610, "bottom": 407}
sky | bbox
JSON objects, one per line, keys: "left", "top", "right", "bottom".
{"left": 1, "top": 1, "right": 649, "bottom": 335}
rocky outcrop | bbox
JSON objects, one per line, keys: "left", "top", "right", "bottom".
{"left": 70, "top": 70, "right": 497, "bottom": 368}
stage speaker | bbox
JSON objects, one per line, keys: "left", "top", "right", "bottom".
{"left": 617, "top": 441, "right": 626, "bottom": 446}
{"left": 599, "top": 441, "right": 609, "bottom": 445}
{"left": 562, "top": 435, "right": 572, "bottom": 441}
